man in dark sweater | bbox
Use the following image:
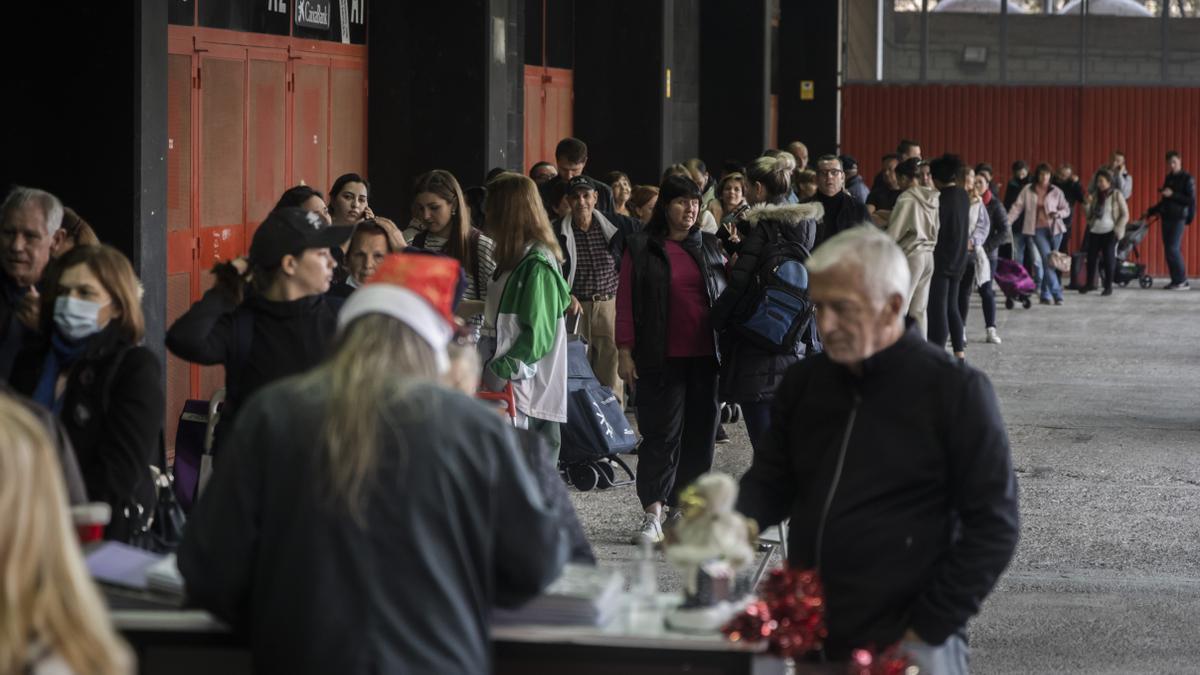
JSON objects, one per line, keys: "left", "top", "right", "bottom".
{"left": 927, "top": 154, "right": 971, "bottom": 359}
{"left": 1, "top": 186, "right": 67, "bottom": 381}
{"left": 1147, "top": 150, "right": 1197, "bottom": 290}
{"left": 737, "top": 226, "right": 1019, "bottom": 672}
{"left": 806, "top": 154, "right": 869, "bottom": 247}
{"left": 1052, "top": 164, "right": 1086, "bottom": 253}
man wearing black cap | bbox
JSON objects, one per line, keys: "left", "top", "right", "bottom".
{"left": 556, "top": 176, "right": 638, "bottom": 407}
{"left": 167, "top": 207, "right": 353, "bottom": 452}
{"left": 841, "top": 155, "right": 869, "bottom": 205}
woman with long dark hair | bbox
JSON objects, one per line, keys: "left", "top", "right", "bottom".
{"left": 405, "top": 170, "right": 497, "bottom": 324}
{"left": 617, "top": 175, "right": 728, "bottom": 545}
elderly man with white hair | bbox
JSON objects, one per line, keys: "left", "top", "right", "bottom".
{"left": 1, "top": 186, "right": 66, "bottom": 380}
{"left": 736, "top": 226, "right": 1019, "bottom": 673}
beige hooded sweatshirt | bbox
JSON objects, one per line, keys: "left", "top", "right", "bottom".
{"left": 887, "top": 185, "right": 941, "bottom": 256}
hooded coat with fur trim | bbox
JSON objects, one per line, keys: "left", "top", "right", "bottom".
{"left": 711, "top": 202, "right": 824, "bottom": 403}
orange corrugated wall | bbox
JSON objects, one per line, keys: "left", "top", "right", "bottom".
{"left": 842, "top": 84, "right": 1200, "bottom": 277}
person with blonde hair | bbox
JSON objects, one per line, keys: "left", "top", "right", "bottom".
{"left": 0, "top": 396, "right": 132, "bottom": 675}
{"left": 11, "top": 244, "right": 164, "bottom": 542}
{"left": 179, "top": 252, "right": 567, "bottom": 675}
{"left": 481, "top": 172, "right": 572, "bottom": 453}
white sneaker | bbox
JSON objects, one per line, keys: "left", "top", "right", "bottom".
{"left": 630, "top": 513, "right": 664, "bottom": 546}
{"left": 986, "top": 327, "right": 1002, "bottom": 345}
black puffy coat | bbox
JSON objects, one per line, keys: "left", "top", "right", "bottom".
{"left": 623, "top": 227, "right": 727, "bottom": 373}
{"left": 12, "top": 324, "right": 164, "bottom": 541}
{"left": 711, "top": 202, "right": 824, "bottom": 403}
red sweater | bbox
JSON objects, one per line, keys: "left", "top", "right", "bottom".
{"left": 616, "top": 239, "right": 713, "bottom": 359}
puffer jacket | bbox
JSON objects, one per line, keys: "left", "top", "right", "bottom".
{"left": 712, "top": 202, "right": 824, "bottom": 403}
{"left": 886, "top": 186, "right": 940, "bottom": 255}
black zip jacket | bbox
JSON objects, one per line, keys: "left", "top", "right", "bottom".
{"left": 982, "top": 197, "right": 1011, "bottom": 253}
{"left": 623, "top": 227, "right": 727, "bottom": 373}
{"left": 0, "top": 274, "right": 31, "bottom": 381}
{"left": 736, "top": 322, "right": 1019, "bottom": 657}
{"left": 934, "top": 185, "right": 971, "bottom": 278}
{"left": 808, "top": 191, "right": 870, "bottom": 247}
{"left": 11, "top": 325, "right": 164, "bottom": 541}
{"left": 1149, "top": 170, "right": 1197, "bottom": 224}
{"left": 711, "top": 202, "right": 822, "bottom": 403}
{"left": 1003, "top": 177, "right": 1030, "bottom": 211}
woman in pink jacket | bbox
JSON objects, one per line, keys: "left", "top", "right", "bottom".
{"left": 1007, "top": 163, "right": 1071, "bottom": 305}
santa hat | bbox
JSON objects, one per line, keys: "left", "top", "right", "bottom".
{"left": 336, "top": 253, "right": 462, "bottom": 373}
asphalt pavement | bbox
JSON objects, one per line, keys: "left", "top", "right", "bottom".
{"left": 568, "top": 278, "right": 1200, "bottom": 674}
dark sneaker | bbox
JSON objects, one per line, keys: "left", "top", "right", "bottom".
{"left": 1039, "top": 297, "right": 1051, "bottom": 305}
{"left": 1054, "top": 298, "right": 1063, "bottom": 305}
{"left": 715, "top": 425, "right": 730, "bottom": 444}
{"left": 1101, "top": 288, "right": 1112, "bottom": 296}
{"left": 1171, "top": 282, "right": 1191, "bottom": 291}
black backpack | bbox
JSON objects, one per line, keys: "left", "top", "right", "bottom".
{"left": 732, "top": 233, "right": 814, "bottom": 354}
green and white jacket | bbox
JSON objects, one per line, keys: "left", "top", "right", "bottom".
{"left": 484, "top": 242, "right": 571, "bottom": 423}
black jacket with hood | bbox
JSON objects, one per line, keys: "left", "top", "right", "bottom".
{"left": 711, "top": 201, "right": 824, "bottom": 403}
{"left": 736, "top": 321, "right": 1019, "bottom": 658}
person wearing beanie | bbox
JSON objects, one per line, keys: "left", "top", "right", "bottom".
{"left": 618, "top": 174, "right": 728, "bottom": 546}
{"left": 166, "top": 207, "right": 352, "bottom": 454}
{"left": 180, "top": 252, "right": 569, "bottom": 675}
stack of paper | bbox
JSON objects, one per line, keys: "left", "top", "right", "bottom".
{"left": 85, "top": 542, "right": 184, "bottom": 599}
{"left": 493, "top": 564, "right": 624, "bottom": 627}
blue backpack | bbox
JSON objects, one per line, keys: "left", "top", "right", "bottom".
{"left": 733, "top": 237, "right": 814, "bottom": 354}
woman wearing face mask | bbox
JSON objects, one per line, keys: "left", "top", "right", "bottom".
{"left": 617, "top": 175, "right": 728, "bottom": 546}
{"left": 167, "top": 208, "right": 352, "bottom": 455}
{"left": 405, "top": 170, "right": 497, "bottom": 325}
{"left": 11, "top": 245, "right": 165, "bottom": 543}
{"left": 710, "top": 155, "right": 823, "bottom": 456}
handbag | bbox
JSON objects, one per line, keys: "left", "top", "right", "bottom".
{"left": 1048, "top": 250, "right": 1072, "bottom": 273}
{"left": 125, "top": 433, "right": 187, "bottom": 554}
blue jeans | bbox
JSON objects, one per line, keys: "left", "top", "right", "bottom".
{"left": 1032, "top": 229, "right": 1063, "bottom": 300}
{"left": 1162, "top": 217, "right": 1188, "bottom": 285}
{"left": 1013, "top": 233, "right": 1043, "bottom": 285}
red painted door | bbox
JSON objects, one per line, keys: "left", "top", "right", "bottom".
{"left": 524, "top": 66, "right": 574, "bottom": 171}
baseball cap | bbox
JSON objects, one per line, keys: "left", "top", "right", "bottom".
{"left": 336, "top": 253, "right": 462, "bottom": 373}
{"left": 248, "top": 207, "right": 353, "bottom": 269}
{"left": 568, "top": 175, "right": 596, "bottom": 193}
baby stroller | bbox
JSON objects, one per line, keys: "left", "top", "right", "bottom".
{"left": 1112, "top": 219, "right": 1154, "bottom": 289}
{"left": 559, "top": 337, "right": 637, "bottom": 492}
{"left": 994, "top": 258, "right": 1037, "bottom": 309}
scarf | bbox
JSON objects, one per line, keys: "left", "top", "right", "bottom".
{"left": 32, "top": 331, "right": 90, "bottom": 414}
{"left": 981, "top": 187, "right": 993, "bottom": 206}
{"left": 1089, "top": 188, "right": 1112, "bottom": 222}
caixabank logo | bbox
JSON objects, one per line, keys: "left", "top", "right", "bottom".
{"left": 295, "top": 0, "right": 331, "bottom": 29}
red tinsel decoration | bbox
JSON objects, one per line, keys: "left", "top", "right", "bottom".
{"left": 721, "top": 568, "right": 828, "bottom": 658}
{"left": 848, "top": 645, "right": 917, "bottom": 675}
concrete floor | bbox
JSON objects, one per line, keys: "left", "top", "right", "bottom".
{"left": 568, "top": 279, "right": 1200, "bottom": 674}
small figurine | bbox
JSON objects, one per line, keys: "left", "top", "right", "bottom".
{"left": 662, "top": 472, "right": 758, "bottom": 632}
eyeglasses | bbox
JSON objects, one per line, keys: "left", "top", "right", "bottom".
{"left": 816, "top": 169, "right": 844, "bottom": 177}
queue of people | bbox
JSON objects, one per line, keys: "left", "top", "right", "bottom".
{"left": 3, "top": 131, "right": 1191, "bottom": 673}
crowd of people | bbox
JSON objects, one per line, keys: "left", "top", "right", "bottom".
{"left": 0, "top": 131, "right": 1193, "bottom": 674}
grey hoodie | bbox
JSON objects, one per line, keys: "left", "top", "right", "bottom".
{"left": 887, "top": 185, "right": 941, "bottom": 255}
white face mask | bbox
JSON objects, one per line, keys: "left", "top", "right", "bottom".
{"left": 53, "top": 296, "right": 108, "bottom": 341}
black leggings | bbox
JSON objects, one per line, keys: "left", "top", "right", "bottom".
{"left": 1086, "top": 231, "right": 1117, "bottom": 291}
{"left": 928, "top": 273, "right": 965, "bottom": 353}
{"left": 959, "top": 258, "right": 997, "bottom": 330}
